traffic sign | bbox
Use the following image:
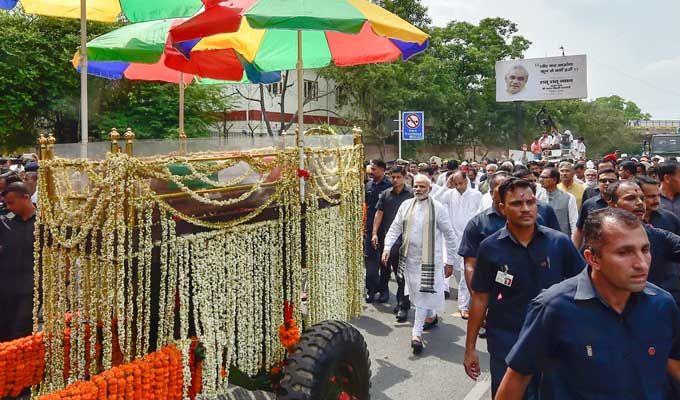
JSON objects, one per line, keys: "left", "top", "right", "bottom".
{"left": 402, "top": 111, "right": 424, "bottom": 140}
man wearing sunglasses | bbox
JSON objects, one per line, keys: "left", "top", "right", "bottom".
{"left": 572, "top": 168, "right": 618, "bottom": 247}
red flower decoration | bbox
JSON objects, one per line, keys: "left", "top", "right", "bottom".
{"left": 296, "top": 169, "right": 311, "bottom": 180}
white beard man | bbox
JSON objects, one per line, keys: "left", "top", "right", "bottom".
{"left": 382, "top": 174, "right": 458, "bottom": 355}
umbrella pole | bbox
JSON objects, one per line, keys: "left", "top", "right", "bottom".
{"left": 297, "top": 30, "right": 305, "bottom": 202}
{"left": 80, "top": 0, "right": 88, "bottom": 158}
{"left": 179, "top": 72, "right": 185, "bottom": 137}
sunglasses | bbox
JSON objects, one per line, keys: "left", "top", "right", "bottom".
{"left": 599, "top": 178, "right": 617, "bottom": 183}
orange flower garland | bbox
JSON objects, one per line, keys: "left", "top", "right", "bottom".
{"left": 0, "top": 333, "right": 45, "bottom": 397}
{"left": 39, "top": 344, "right": 191, "bottom": 400}
{"left": 278, "top": 302, "right": 301, "bottom": 353}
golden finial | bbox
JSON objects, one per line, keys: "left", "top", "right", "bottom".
{"left": 38, "top": 133, "right": 48, "bottom": 145}
{"left": 124, "top": 128, "right": 135, "bottom": 156}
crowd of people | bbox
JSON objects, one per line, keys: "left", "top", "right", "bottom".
{"left": 364, "top": 151, "right": 680, "bottom": 398}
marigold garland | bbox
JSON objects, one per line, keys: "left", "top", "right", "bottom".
{"left": 278, "top": 302, "right": 301, "bottom": 353}
{"left": 38, "top": 344, "right": 196, "bottom": 400}
{"left": 0, "top": 333, "right": 45, "bottom": 397}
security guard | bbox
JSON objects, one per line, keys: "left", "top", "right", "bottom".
{"left": 497, "top": 208, "right": 680, "bottom": 399}
{"left": 463, "top": 178, "right": 584, "bottom": 398}
{"left": 572, "top": 167, "right": 618, "bottom": 248}
{"left": 605, "top": 179, "right": 680, "bottom": 304}
{"left": 459, "top": 171, "right": 562, "bottom": 288}
{"left": 636, "top": 175, "right": 680, "bottom": 235}
{"left": 0, "top": 182, "right": 37, "bottom": 341}
{"left": 364, "top": 159, "right": 392, "bottom": 303}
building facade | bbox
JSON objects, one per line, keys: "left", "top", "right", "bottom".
{"left": 219, "top": 70, "right": 353, "bottom": 136}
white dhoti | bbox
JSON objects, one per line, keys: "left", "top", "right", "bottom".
{"left": 383, "top": 197, "right": 458, "bottom": 338}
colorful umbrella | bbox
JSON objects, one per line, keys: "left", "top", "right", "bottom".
{"left": 85, "top": 19, "right": 281, "bottom": 83}
{"left": 0, "top": 0, "right": 209, "bottom": 156}
{"left": 76, "top": 18, "right": 281, "bottom": 136}
{"left": 0, "top": 0, "right": 203, "bottom": 22}
{"left": 167, "top": 0, "right": 429, "bottom": 199}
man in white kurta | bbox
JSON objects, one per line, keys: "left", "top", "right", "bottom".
{"left": 382, "top": 175, "right": 458, "bottom": 354}
{"left": 440, "top": 172, "right": 482, "bottom": 318}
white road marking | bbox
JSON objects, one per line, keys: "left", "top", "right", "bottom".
{"left": 462, "top": 377, "right": 491, "bottom": 400}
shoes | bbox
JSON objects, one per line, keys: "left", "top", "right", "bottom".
{"left": 393, "top": 305, "right": 401, "bottom": 314}
{"left": 377, "top": 292, "right": 389, "bottom": 303}
{"left": 460, "top": 310, "right": 469, "bottom": 320}
{"left": 423, "top": 316, "right": 439, "bottom": 331}
{"left": 444, "top": 290, "right": 450, "bottom": 299}
{"left": 365, "top": 291, "right": 375, "bottom": 304}
{"left": 411, "top": 339, "right": 423, "bottom": 355}
{"left": 396, "top": 308, "right": 408, "bottom": 323}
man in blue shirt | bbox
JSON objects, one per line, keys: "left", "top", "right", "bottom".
{"left": 459, "top": 172, "right": 562, "bottom": 288}
{"left": 659, "top": 162, "right": 680, "bottom": 219}
{"left": 365, "top": 159, "right": 392, "bottom": 303}
{"left": 497, "top": 208, "right": 680, "bottom": 399}
{"left": 572, "top": 168, "right": 617, "bottom": 248}
{"left": 604, "top": 179, "right": 680, "bottom": 304}
{"left": 636, "top": 175, "right": 680, "bottom": 235}
{"left": 463, "top": 178, "right": 585, "bottom": 398}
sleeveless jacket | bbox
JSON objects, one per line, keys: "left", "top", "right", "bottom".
{"left": 547, "top": 189, "right": 572, "bottom": 236}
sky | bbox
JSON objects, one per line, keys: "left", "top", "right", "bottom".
{"left": 421, "top": 0, "right": 680, "bottom": 119}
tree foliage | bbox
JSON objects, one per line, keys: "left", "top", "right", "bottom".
{"left": 326, "top": 0, "right": 650, "bottom": 159}
{"left": 0, "top": 12, "right": 231, "bottom": 152}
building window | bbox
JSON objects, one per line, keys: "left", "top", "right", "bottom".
{"left": 335, "top": 85, "right": 348, "bottom": 101}
{"left": 268, "top": 82, "right": 283, "bottom": 95}
{"left": 304, "top": 80, "right": 319, "bottom": 101}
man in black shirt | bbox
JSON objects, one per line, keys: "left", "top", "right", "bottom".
{"left": 364, "top": 159, "right": 392, "bottom": 303}
{"left": 372, "top": 166, "right": 413, "bottom": 318}
{"left": 0, "top": 182, "right": 37, "bottom": 341}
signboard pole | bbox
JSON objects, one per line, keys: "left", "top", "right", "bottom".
{"left": 514, "top": 101, "right": 524, "bottom": 148}
{"left": 398, "top": 110, "right": 402, "bottom": 159}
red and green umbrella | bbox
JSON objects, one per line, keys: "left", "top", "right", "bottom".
{"left": 84, "top": 18, "right": 281, "bottom": 83}
{"left": 77, "top": 17, "right": 281, "bottom": 135}
{"left": 166, "top": 0, "right": 430, "bottom": 199}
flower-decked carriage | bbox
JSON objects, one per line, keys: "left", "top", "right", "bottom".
{"left": 1, "top": 127, "right": 368, "bottom": 399}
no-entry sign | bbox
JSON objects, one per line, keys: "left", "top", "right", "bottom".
{"left": 402, "top": 111, "right": 424, "bottom": 141}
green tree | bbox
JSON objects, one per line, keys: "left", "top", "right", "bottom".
{"left": 0, "top": 12, "right": 231, "bottom": 152}
{"left": 593, "top": 95, "right": 652, "bottom": 121}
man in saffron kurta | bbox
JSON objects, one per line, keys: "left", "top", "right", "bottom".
{"left": 382, "top": 174, "right": 458, "bottom": 355}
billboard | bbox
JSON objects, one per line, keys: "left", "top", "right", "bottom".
{"left": 495, "top": 55, "right": 587, "bottom": 102}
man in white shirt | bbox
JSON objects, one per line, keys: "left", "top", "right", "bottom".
{"left": 441, "top": 171, "right": 481, "bottom": 318}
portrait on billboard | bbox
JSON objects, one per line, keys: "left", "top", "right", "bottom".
{"left": 504, "top": 65, "right": 529, "bottom": 96}
{"left": 496, "top": 55, "right": 587, "bottom": 102}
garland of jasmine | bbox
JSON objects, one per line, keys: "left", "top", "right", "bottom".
{"left": 33, "top": 141, "right": 361, "bottom": 396}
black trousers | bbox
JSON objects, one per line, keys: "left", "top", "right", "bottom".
{"left": 386, "top": 245, "right": 410, "bottom": 310}
{"left": 0, "top": 294, "right": 33, "bottom": 342}
{"left": 364, "top": 235, "right": 390, "bottom": 294}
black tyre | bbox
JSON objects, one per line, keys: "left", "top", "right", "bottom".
{"left": 277, "top": 320, "right": 371, "bottom": 400}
